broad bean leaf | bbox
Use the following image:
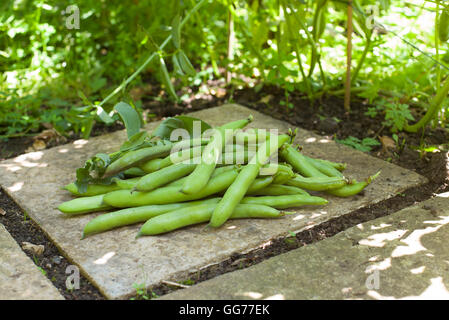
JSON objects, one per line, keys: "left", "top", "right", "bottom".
{"left": 114, "top": 102, "right": 142, "bottom": 139}
{"left": 151, "top": 115, "right": 211, "bottom": 140}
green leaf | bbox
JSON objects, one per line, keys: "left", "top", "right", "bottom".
{"left": 361, "top": 137, "right": 381, "bottom": 147}
{"left": 95, "top": 105, "right": 114, "bottom": 124}
{"left": 151, "top": 115, "right": 212, "bottom": 140}
{"left": 120, "top": 131, "right": 149, "bottom": 151}
{"left": 172, "top": 54, "right": 185, "bottom": 76}
{"left": 77, "top": 90, "right": 92, "bottom": 106}
{"left": 113, "top": 102, "right": 142, "bottom": 139}
{"left": 177, "top": 51, "right": 196, "bottom": 76}
{"left": 81, "top": 117, "right": 94, "bottom": 139}
{"left": 171, "top": 15, "right": 181, "bottom": 49}
{"left": 158, "top": 55, "right": 178, "bottom": 101}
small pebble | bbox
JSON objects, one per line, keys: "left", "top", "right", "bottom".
{"left": 51, "top": 256, "right": 63, "bottom": 265}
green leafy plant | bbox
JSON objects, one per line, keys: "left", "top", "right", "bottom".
{"left": 130, "top": 283, "right": 156, "bottom": 300}
{"left": 383, "top": 103, "right": 414, "bottom": 132}
{"left": 335, "top": 136, "right": 380, "bottom": 152}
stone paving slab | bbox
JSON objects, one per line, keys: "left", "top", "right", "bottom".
{"left": 0, "top": 224, "right": 64, "bottom": 300}
{"left": 0, "top": 104, "right": 427, "bottom": 299}
{"left": 161, "top": 194, "right": 449, "bottom": 300}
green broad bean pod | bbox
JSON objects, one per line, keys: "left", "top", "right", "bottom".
{"left": 286, "top": 175, "right": 348, "bottom": 191}
{"left": 82, "top": 198, "right": 221, "bottom": 238}
{"left": 135, "top": 163, "right": 197, "bottom": 192}
{"left": 137, "top": 203, "right": 283, "bottom": 236}
{"left": 209, "top": 134, "right": 290, "bottom": 228}
{"left": 181, "top": 116, "right": 253, "bottom": 195}
{"left": 103, "top": 141, "right": 173, "bottom": 178}
{"left": 327, "top": 171, "right": 380, "bottom": 197}
{"left": 241, "top": 194, "right": 328, "bottom": 209}
{"left": 58, "top": 195, "right": 113, "bottom": 215}
{"left": 103, "top": 168, "right": 240, "bottom": 208}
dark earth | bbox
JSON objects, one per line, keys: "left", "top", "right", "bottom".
{"left": 1, "top": 83, "right": 448, "bottom": 299}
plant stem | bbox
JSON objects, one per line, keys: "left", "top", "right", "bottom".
{"left": 226, "top": 1, "right": 235, "bottom": 84}
{"left": 344, "top": 1, "right": 353, "bottom": 112}
{"left": 436, "top": 0, "right": 441, "bottom": 89}
{"left": 287, "top": 3, "right": 320, "bottom": 76}
{"left": 434, "top": 0, "right": 441, "bottom": 126}
{"left": 98, "top": 0, "right": 207, "bottom": 108}
{"left": 188, "top": 0, "right": 220, "bottom": 77}
{"left": 351, "top": 36, "right": 371, "bottom": 86}
{"left": 405, "top": 75, "right": 449, "bottom": 133}
{"left": 281, "top": 2, "right": 313, "bottom": 99}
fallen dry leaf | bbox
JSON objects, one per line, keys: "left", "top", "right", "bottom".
{"left": 258, "top": 95, "right": 273, "bottom": 104}
{"left": 0, "top": 207, "right": 6, "bottom": 216}
{"left": 211, "top": 87, "right": 227, "bottom": 98}
{"left": 32, "top": 139, "right": 47, "bottom": 150}
{"left": 34, "top": 128, "right": 60, "bottom": 142}
{"left": 379, "top": 136, "right": 396, "bottom": 151}
{"left": 21, "top": 242, "right": 45, "bottom": 256}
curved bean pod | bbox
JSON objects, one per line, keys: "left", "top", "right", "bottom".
{"left": 166, "top": 165, "right": 237, "bottom": 188}
{"left": 210, "top": 134, "right": 290, "bottom": 228}
{"left": 279, "top": 144, "right": 326, "bottom": 178}
{"left": 64, "top": 182, "right": 122, "bottom": 197}
{"left": 103, "top": 141, "right": 173, "bottom": 178}
{"left": 139, "top": 158, "right": 171, "bottom": 173}
{"left": 181, "top": 116, "right": 253, "bottom": 194}
{"left": 58, "top": 195, "right": 112, "bottom": 215}
{"left": 303, "top": 155, "right": 344, "bottom": 177}
{"left": 245, "top": 176, "right": 275, "bottom": 194}
{"left": 123, "top": 167, "right": 147, "bottom": 177}
{"left": 248, "top": 184, "right": 309, "bottom": 196}
{"left": 103, "top": 169, "right": 239, "bottom": 208}
{"left": 135, "top": 163, "right": 197, "bottom": 192}
{"left": 137, "top": 203, "right": 283, "bottom": 236}
{"left": 327, "top": 171, "right": 380, "bottom": 197}
{"left": 241, "top": 194, "right": 327, "bottom": 209}
{"left": 312, "top": 158, "right": 347, "bottom": 171}
{"left": 271, "top": 164, "right": 296, "bottom": 184}
{"left": 82, "top": 198, "right": 221, "bottom": 238}
{"left": 111, "top": 177, "right": 141, "bottom": 189}
{"left": 286, "top": 175, "right": 347, "bottom": 191}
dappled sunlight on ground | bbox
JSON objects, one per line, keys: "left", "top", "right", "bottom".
{"left": 292, "top": 214, "right": 306, "bottom": 221}
{"left": 0, "top": 151, "right": 47, "bottom": 173}
{"left": 264, "top": 293, "right": 285, "bottom": 300}
{"left": 365, "top": 257, "right": 392, "bottom": 273}
{"left": 240, "top": 291, "right": 263, "bottom": 299}
{"left": 7, "top": 181, "right": 24, "bottom": 192}
{"left": 304, "top": 137, "right": 316, "bottom": 143}
{"left": 368, "top": 277, "right": 449, "bottom": 300}
{"left": 354, "top": 205, "right": 449, "bottom": 299}
{"left": 358, "top": 229, "right": 407, "bottom": 248}
{"left": 391, "top": 216, "right": 449, "bottom": 258}
{"left": 437, "top": 192, "right": 449, "bottom": 198}
{"left": 302, "top": 136, "right": 331, "bottom": 144}
{"left": 73, "top": 139, "right": 89, "bottom": 149}
{"left": 94, "top": 252, "right": 116, "bottom": 265}
{"left": 238, "top": 291, "right": 285, "bottom": 300}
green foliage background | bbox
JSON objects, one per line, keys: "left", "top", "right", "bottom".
{"left": 1, "top": 0, "right": 447, "bottom": 139}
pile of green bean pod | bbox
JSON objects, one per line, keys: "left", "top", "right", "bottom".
{"left": 58, "top": 116, "right": 380, "bottom": 238}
